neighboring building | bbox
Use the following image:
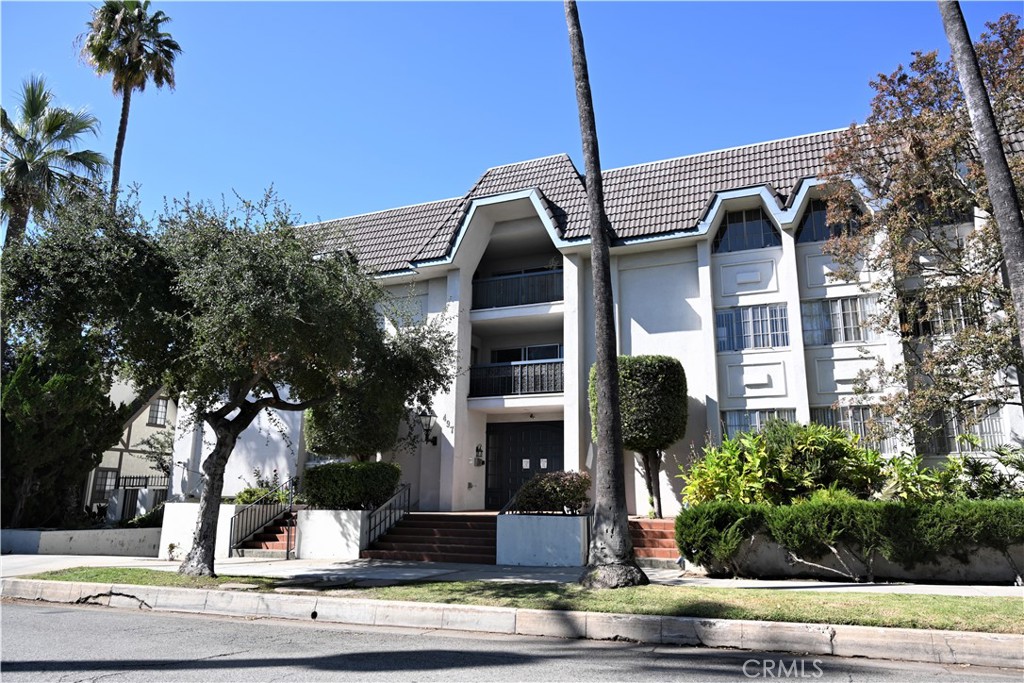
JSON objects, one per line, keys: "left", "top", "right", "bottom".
{"left": 169, "top": 129, "right": 1024, "bottom": 518}
{"left": 85, "top": 382, "right": 176, "bottom": 517}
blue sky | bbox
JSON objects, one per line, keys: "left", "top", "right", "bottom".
{"left": 2, "top": 1, "right": 1020, "bottom": 233}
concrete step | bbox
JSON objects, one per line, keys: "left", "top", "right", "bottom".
{"left": 360, "top": 549, "right": 496, "bottom": 564}
{"left": 630, "top": 528, "right": 675, "bottom": 541}
{"left": 232, "top": 548, "right": 289, "bottom": 559}
{"left": 386, "top": 526, "right": 496, "bottom": 539}
{"left": 636, "top": 556, "right": 681, "bottom": 570}
{"left": 378, "top": 532, "right": 495, "bottom": 546}
{"left": 635, "top": 546, "right": 678, "bottom": 559}
{"left": 397, "top": 520, "right": 497, "bottom": 531}
{"left": 371, "top": 541, "right": 497, "bottom": 555}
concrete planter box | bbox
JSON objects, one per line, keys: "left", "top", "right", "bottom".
{"left": 158, "top": 502, "right": 244, "bottom": 561}
{"left": 295, "top": 510, "right": 370, "bottom": 560}
{"left": 701, "top": 533, "right": 1024, "bottom": 584}
{"left": 1, "top": 528, "right": 160, "bottom": 557}
{"left": 497, "top": 514, "right": 589, "bottom": 567}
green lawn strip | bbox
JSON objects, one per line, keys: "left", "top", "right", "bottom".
{"left": 24, "top": 567, "right": 278, "bottom": 591}
{"left": 20, "top": 568, "right": 1022, "bottom": 634}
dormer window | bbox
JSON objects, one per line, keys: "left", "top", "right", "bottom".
{"left": 795, "top": 199, "right": 860, "bottom": 244}
{"left": 712, "top": 208, "right": 781, "bottom": 254}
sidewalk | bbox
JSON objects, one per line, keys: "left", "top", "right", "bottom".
{"left": 2, "top": 553, "right": 1022, "bottom": 669}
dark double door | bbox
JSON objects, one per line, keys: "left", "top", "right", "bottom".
{"left": 485, "top": 421, "right": 564, "bottom": 510}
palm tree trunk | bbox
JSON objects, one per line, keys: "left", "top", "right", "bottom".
{"left": 564, "top": 0, "right": 647, "bottom": 589}
{"left": 110, "top": 88, "right": 132, "bottom": 206}
{"left": 938, "top": 1, "right": 1024, "bottom": 363}
{"left": 3, "top": 198, "right": 30, "bottom": 250}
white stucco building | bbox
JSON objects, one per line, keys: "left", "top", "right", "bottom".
{"left": 170, "top": 129, "right": 1024, "bottom": 517}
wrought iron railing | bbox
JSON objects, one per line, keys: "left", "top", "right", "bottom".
{"left": 367, "top": 483, "right": 411, "bottom": 545}
{"left": 117, "top": 475, "right": 170, "bottom": 490}
{"left": 469, "top": 360, "right": 564, "bottom": 397}
{"left": 472, "top": 270, "right": 563, "bottom": 310}
{"left": 229, "top": 477, "right": 296, "bottom": 559}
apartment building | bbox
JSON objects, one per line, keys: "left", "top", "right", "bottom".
{"left": 169, "top": 129, "right": 1023, "bottom": 518}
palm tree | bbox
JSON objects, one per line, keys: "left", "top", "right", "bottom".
{"left": 564, "top": 0, "right": 648, "bottom": 589}
{"left": 1, "top": 76, "right": 108, "bottom": 250}
{"left": 938, "top": 1, "right": 1024, "bottom": 363}
{"left": 82, "top": 0, "right": 181, "bottom": 204}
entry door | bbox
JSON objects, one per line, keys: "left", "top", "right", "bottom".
{"left": 485, "top": 421, "right": 564, "bottom": 510}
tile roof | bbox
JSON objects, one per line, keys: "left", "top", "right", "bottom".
{"left": 303, "top": 129, "right": 845, "bottom": 273}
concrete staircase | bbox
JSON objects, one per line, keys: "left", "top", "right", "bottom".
{"left": 361, "top": 512, "right": 497, "bottom": 564}
{"left": 234, "top": 509, "right": 297, "bottom": 559}
{"left": 629, "top": 517, "right": 680, "bottom": 569}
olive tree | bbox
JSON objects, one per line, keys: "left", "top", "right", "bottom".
{"left": 110, "top": 194, "right": 453, "bottom": 577}
{"left": 591, "top": 355, "right": 687, "bottom": 519}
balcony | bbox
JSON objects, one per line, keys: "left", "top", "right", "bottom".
{"left": 469, "top": 360, "right": 564, "bottom": 397}
{"left": 472, "top": 270, "right": 563, "bottom": 310}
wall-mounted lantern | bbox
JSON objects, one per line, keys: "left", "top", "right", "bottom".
{"left": 474, "top": 444, "right": 485, "bottom": 467}
{"left": 418, "top": 408, "right": 437, "bottom": 446}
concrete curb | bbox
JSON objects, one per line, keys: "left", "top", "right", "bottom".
{"left": 3, "top": 578, "right": 1021, "bottom": 669}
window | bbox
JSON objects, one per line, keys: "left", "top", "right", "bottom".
{"left": 712, "top": 208, "right": 781, "bottom": 254}
{"left": 900, "top": 294, "right": 981, "bottom": 337}
{"left": 715, "top": 304, "right": 789, "bottom": 352}
{"left": 721, "top": 409, "right": 796, "bottom": 438}
{"left": 810, "top": 405, "right": 897, "bottom": 453}
{"left": 148, "top": 398, "right": 169, "bottom": 427}
{"left": 489, "top": 344, "right": 563, "bottom": 364}
{"left": 795, "top": 199, "right": 860, "bottom": 244}
{"left": 927, "top": 406, "right": 1004, "bottom": 454}
{"left": 91, "top": 468, "right": 118, "bottom": 505}
{"left": 801, "top": 296, "right": 878, "bottom": 346}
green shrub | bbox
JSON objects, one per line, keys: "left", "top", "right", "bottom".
{"left": 509, "top": 471, "right": 591, "bottom": 514}
{"left": 234, "top": 487, "right": 288, "bottom": 505}
{"left": 122, "top": 502, "right": 165, "bottom": 529}
{"left": 675, "top": 498, "right": 1024, "bottom": 574}
{"left": 302, "top": 461, "right": 401, "bottom": 509}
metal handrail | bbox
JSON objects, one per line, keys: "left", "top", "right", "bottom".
{"left": 472, "top": 270, "right": 563, "bottom": 310}
{"left": 367, "top": 483, "right": 411, "bottom": 545}
{"left": 498, "top": 481, "right": 527, "bottom": 515}
{"left": 229, "top": 477, "right": 296, "bottom": 559}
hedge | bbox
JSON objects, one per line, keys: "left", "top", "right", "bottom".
{"left": 676, "top": 496, "right": 1024, "bottom": 572}
{"left": 302, "top": 461, "right": 402, "bottom": 510}
{"left": 508, "top": 471, "right": 591, "bottom": 514}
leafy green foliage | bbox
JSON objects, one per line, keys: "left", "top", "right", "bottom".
{"left": 233, "top": 467, "right": 287, "bottom": 505}
{"left": 1, "top": 76, "right": 108, "bottom": 248}
{"left": 509, "top": 471, "right": 592, "bottom": 514}
{"left": 676, "top": 498, "right": 1024, "bottom": 574}
{"left": 589, "top": 355, "right": 687, "bottom": 516}
{"left": 122, "top": 502, "right": 165, "bottom": 528}
{"left": 677, "top": 420, "right": 1013, "bottom": 506}
{"left": 302, "top": 461, "right": 402, "bottom": 510}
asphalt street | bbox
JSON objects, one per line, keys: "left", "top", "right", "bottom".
{"left": 2, "top": 600, "right": 1020, "bottom": 683}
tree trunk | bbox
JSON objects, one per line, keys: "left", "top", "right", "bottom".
{"left": 564, "top": 0, "right": 647, "bottom": 589}
{"left": 641, "top": 450, "right": 663, "bottom": 519}
{"left": 178, "top": 425, "right": 239, "bottom": 577}
{"left": 8, "top": 471, "right": 35, "bottom": 528}
{"left": 110, "top": 88, "right": 132, "bottom": 207}
{"left": 3, "top": 198, "right": 30, "bottom": 250}
{"left": 938, "top": 1, "right": 1024, "bottom": 364}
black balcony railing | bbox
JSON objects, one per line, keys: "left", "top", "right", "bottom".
{"left": 469, "top": 360, "right": 564, "bottom": 397}
{"left": 472, "top": 270, "right": 563, "bottom": 310}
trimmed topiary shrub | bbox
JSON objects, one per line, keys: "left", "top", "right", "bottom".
{"left": 302, "top": 461, "right": 401, "bottom": 510}
{"left": 509, "top": 471, "right": 591, "bottom": 514}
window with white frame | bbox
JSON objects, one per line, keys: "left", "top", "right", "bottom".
{"left": 90, "top": 468, "right": 118, "bottom": 505}
{"left": 712, "top": 208, "right": 781, "bottom": 254}
{"left": 715, "top": 303, "right": 789, "bottom": 352}
{"left": 147, "top": 398, "right": 169, "bottom": 427}
{"left": 810, "top": 405, "right": 898, "bottom": 453}
{"left": 927, "top": 405, "right": 1005, "bottom": 454}
{"left": 801, "top": 296, "right": 879, "bottom": 346}
{"left": 721, "top": 409, "right": 796, "bottom": 438}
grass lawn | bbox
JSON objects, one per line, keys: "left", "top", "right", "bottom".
{"left": 23, "top": 567, "right": 1023, "bottom": 634}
